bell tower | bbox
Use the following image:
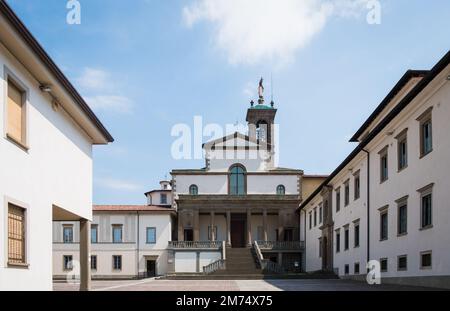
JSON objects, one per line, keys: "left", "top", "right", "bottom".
{"left": 246, "top": 78, "right": 277, "bottom": 148}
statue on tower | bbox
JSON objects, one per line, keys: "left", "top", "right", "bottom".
{"left": 258, "top": 77, "right": 265, "bottom": 104}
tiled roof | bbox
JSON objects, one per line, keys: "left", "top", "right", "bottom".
{"left": 93, "top": 205, "right": 175, "bottom": 212}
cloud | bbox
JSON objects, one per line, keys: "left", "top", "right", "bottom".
{"left": 76, "top": 67, "right": 133, "bottom": 113}
{"left": 84, "top": 95, "right": 133, "bottom": 114}
{"left": 183, "top": 0, "right": 372, "bottom": 65}
{"left": 243, "top": 81, "right": 255, "bottom": 99}
{"left": 95, "top": 177, "right": 142, "bottom": 191}
{"left": 77, "top": 68, "right": 111, "bottom": 92}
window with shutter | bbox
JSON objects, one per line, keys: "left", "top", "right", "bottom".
{"left": 7, "top": 80, "right": 25, "bottom": 144}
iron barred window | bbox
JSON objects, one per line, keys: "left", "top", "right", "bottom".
{"left": 8, "top": 204, "right": 26, "bottom": 265}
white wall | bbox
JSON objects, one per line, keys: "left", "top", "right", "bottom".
{"left": 52, "top": 211, "right": 173, "bottom": 278}
{"left": 0, "top": 41, "right": 93, "bottom": 290}
{"left": 147, "top": 191, "right": 173, "bottom": 206}
{"left": 331, "top": 154, "right": 367, "bottom": 277}
{"left": 367, "top": 77, "right": 450, "bottom": 279}
{"left": 304, "top": 196, "right": 323, "bottom": 272}
{"left": 174, "top": 174, "right": 298, "bottom": 196}
{"left": 175, "top": 252, "right": 197, "bottom": 273}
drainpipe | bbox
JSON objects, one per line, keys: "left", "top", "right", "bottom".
{"left": 362, "top": 149, "right": 370, "bottom": 268}
{"left": 303, "top": 209, "right": 306, "bottom": 272}
{"left": 137, "top": 211, "right": 140, "bottom": 279}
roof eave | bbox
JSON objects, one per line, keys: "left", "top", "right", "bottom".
{"left": 0, "top": 1, "right": 114, "bottom": 144}
{"left": 299, "top": 51, "right": 450, "bottom": 212}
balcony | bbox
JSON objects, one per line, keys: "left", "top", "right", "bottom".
{"left": 255, "top": 241, "right": 305, "bottom": 251}
{"left": 168, "top": 241, "right": 223, "bottom": 250}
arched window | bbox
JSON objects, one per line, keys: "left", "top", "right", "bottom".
{"left": 229, "top": 164, "right": 246, "bottom": 195}
{"left": 276, "top": 185, "right": 285, "bottom": 195}
{"left": 189, "top": 184, "right": 198, "bottom": 195}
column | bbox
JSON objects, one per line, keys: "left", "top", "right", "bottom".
{"left": 263, "top": 209, "right": 268, "bottom": 242}
{"left": 193, "top": 209, "right": 200, "bottom": 241}
{"left": 79, "top": 219, "right": 91, "bottom": 291}
{"left": 247, "top": 209, "right": 252, "bottom": 246}
{"left": 178, "top": 212, "right": 184, "bottom": 241}
{"left": 226, "top": 211, "right": 231, "bottom": 247}
{"left": 278, "top": 252, "right": 283, "bottom": 267}
{"left": 210, "top": 211, "right": 215, "bottom": 241}
{"left": 196, "top": 251, "right": 201, "bottom": 273}
{"left": 278, "top": 212, "right": 284, "bottom": 242}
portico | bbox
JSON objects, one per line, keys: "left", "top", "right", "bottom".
{"left": 176, "top": 194, "right": 300, "bottom": 248}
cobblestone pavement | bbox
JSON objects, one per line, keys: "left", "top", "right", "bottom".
{"left": 53, "top": 278, "right": 439, "bottom": 291}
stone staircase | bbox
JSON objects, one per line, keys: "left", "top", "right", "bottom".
{"left": 162, "top": 246, "right": 339, "bottom": 280}
{"left": 211, "top": 247, "right": 263, "bottom": 277}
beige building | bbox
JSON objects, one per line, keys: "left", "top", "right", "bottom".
{"left": 53, "top": 182, "right": 175, "bottom": 280}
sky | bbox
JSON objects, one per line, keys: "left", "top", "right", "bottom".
{"left": 7, "top": 0, "right": 450, "bottom": 204}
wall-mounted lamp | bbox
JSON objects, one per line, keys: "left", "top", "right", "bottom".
{"left": 447, "top": 75, "right": 450, "bottom": 81}
{"left": 39, "top": 84, "right": 52, "bottom": 92}
{"left": 51, "top": 99, "right": 60, "bottom": 111}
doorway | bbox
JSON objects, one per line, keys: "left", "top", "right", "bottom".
{"left": 230, "top": 213, "right": 246, "bottom": 248}
{"left": 146, "top": 260, "right": 156, "bottom": 278}
{"left": 184, "top": 228, "right": 193, "bottom": 241}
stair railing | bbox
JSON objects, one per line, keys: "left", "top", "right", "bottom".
{"left": 253, "top": 241, "right": 286, "bottom": 274}
{"left": 203, "top": 259, "right": 226, "bottom": 275}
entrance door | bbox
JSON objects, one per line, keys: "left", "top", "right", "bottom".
{"left": 146, "top": 260, "right": 156, "bottom": 277}
{"left": 184, "top": 229, "right": 193, "bottom": 241}
{"left": 284, "top": 228, "right": 294, "bottom": 241}
{"left": 230, "top": 214, "right": 246, "bottom": 247}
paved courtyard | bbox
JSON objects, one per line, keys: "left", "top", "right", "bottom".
{"left": 53, "top": 278, "right": 438, "bottom": 291}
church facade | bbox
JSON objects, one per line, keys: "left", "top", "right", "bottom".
{"left": 168, "top": 89, "right": 307, "bottom": 275}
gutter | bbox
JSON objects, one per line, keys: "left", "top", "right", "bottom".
{"left": 137, "top": 211, "right": 140, "bottom": 279}
{"left": 362, "top": 149, "right": 370, "bottom": 266}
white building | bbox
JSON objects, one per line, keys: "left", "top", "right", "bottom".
{"left": 53, "top": 182, "right": 175, "bottom": 279}
{"left": 145, "top": 180, "right": 172, "bottom": 207}
{"left": 169, "top": 85, "right": 307, "bottom": 276}
{"left": 0, "top": 2, "right": 113, "bottom": 290}
{"left": 300, "top": 51, "right": 450, "bottom": 289}
{"left": 53, "top": 205, "right": 175, "bottom": 279}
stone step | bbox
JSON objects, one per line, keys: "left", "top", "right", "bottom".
{"left": 163, "top": 273, "right": 337, "bottom": 280}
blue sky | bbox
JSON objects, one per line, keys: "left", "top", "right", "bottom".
{"left": 7, "top": 0, "right": 450, "bottom": 204}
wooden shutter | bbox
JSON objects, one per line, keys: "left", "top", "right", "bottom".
{"left": 8, "top": 204, "right": 25, "bottom": 264}
{"left": 7, "top": 81, "right": 24, "bottom": 142}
